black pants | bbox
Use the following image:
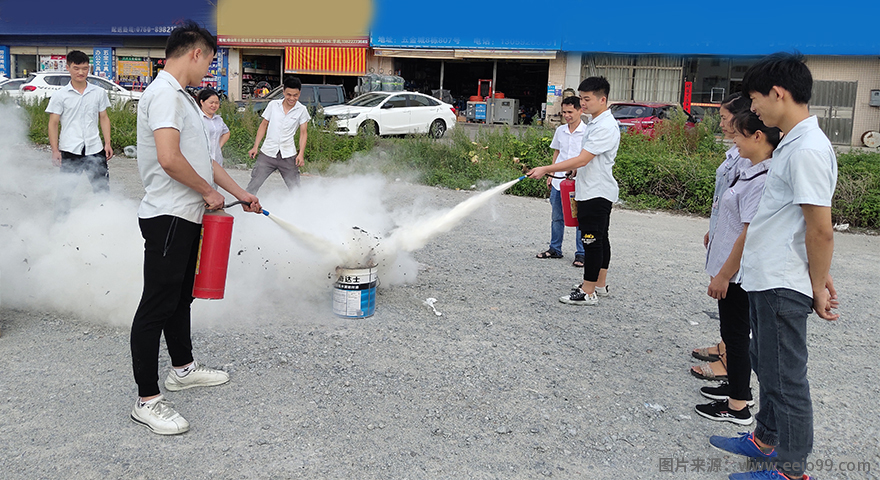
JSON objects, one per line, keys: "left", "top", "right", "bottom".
{"left": 130, "top": 215, "right": 201, "bottom": 397}
{"left": 576, "top": 198, "right": 612, "bottom": 282}
{"left": 55, "top": 149, "right": 109, "bottom": 218}
{"left": 719, "top": 282, "right": 752, "bottom": 401}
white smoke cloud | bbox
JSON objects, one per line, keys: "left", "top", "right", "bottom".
{"left": 0, "top": 101, "right": 516, "bottom": 327}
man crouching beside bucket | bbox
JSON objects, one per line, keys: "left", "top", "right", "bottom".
{"left": 129, "top": 21, "right": 262, "bottom": 436}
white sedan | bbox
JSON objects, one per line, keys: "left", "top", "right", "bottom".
{"left": 18, "top": 72, "right": 142, "bottom": 111}
{"left": 323, "top": 91, "right": 457, "bottom": 138}
{"left": 0, "top": 77, "right": 27, "bottom": 100}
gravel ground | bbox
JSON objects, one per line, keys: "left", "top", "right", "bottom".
{"left": 1, "top": 156, "right": 879, "bottom": 480}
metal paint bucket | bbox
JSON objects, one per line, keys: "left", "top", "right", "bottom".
{"left": 332, "top": 265, "right": 378, "bottom": 318}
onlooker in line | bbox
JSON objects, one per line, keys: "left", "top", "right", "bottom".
{"left": 246, "top": 76, "right": 310, "bottom": 193}
{"left": 694, "top": 108, "right": 780, "bottom": 426}
{"left": 710, "top": 52, "right": 839, "bottom": 480}
{"left": 198, "top": 88, "right": 230, "bottom": 166}
{"left": 535, "top": 95, "right": 586, "bottom": 267}
{"left": 130, "top": 21, "right": 261, "bottom": 436}
{"left": 46, "top": 50, "right": 113, "bottom": 219}
{"left": 690, "top": 93, "right": 753, "bottom": 380}
{"left": 526, "top": 77, "right": 620, "bottom": 306}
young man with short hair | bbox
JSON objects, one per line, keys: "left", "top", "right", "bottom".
{"left": 535, "top": 95, "right": 586, "bottom": 266}
{"left": 246, "top": 76, "right": 311, "bottom": 193}
{"left": 130, "top": 21, "right": 262, "bottom": 435}
{"left": 46, "top": 50, "right": 113, "bottom": 218}
{"left": 709, "top": 52, "right": 839, "bottom": 480}
{"left": 527, "top": 77, "right": 620, "bottom": 306}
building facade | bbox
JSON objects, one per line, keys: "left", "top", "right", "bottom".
{"left": 2, "top": 0, "right": 878, "bottom": 145}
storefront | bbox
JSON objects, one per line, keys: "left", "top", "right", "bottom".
{"left": 369, "top": 18, "right": 561, "bottom": 124}
{"left": 555, "top": 5, "right": 880, "bottom": 146}
{"left": 217, "top": 38, "right": 370, "bottom": 100}
{"left": 217, "top": 0, "right": 371, "bottom": 101}
{"left": 0, "top": 0, "right": 214, "bottom": 82}
{"left": 370, "top": 49, "right": 555, "bottom": 122}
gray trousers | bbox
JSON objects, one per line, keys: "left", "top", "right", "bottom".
{"left": 246, "top": 151, "right": 300, "bottom": 194}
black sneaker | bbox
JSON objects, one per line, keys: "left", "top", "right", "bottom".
{"left": 695, "top": 400, "right": 754, "bottom": 425}
{"left": 559, "top": 289, "right": 598, "bottom": 306}
{"left": 700, "top": 383, "right": 755, "bottom": 407}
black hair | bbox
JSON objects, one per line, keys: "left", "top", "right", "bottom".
{"left": 67, "top": 50, "right": 89, "bottom": 66}
{"left": 165, "top": 20, "right": 217, "bottom": 59}
{"left": 720, "top": 92, "right": 751, "bottom": 115}
{"left": 732, "top": 110, "right": 782, "bottom": 149}
{"left": 283, "top": 76, "right": 302, "bottom": 91}
{"left": 578, "top": 76, "right": 610, "bottom": 99}
{"left": 561, "top": 95, "right": 581, "bottom": 109}
{"left": 197, "top": 88, "right": 219, "bottom": 106}
{"left": 741, "top": 52, "right": 812, "bottom": 105}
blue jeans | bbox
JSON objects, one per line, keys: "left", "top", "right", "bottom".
{"left": 549, "top": 186, "right": 584, "bottom": 257}
{"left": 749, "top": 288, "right": 814, "bottom": 478}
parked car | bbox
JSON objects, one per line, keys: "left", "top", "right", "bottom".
{"left": 18, "top": 72, "right": 142, "bottom": 111}
{"left": 610, "top": 102, "right": 695, "bottom": 136}
{"left": 235, "top": 84, "right": 345, "bottom": 114}
{"left": 323, "top": 91, "right": 457, "bottom": 138}
{"left": 0, "top": 77, "right": 27, "bottom": 100}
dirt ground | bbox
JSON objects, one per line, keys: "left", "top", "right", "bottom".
{"left": 1, "top": 156, "right": 879, "bottom": 480}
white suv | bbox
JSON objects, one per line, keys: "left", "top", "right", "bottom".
{"left": 19, "top": 72, "right": 142, "bottom": 111}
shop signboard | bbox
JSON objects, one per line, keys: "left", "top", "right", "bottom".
{"left": 40, "top": 55, "right": 66, "bottom": 72}
{"left": 0, "top": 47, "right": 9, "bottom": 77}
{"left": 201, "top": 48, "right": 229, "bottom": 94}
{"left": 0, "top": 2, "right": 215, "bottom": 35}
{"left": 369, "top": 0, "right": 879, "bottom": 55}
{"left": 117, "top": 57, "right": 151, "bottom": 91}
{"left": 93, "top": 48, "right": 115, "bottom": 79}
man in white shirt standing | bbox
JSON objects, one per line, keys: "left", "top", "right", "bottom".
{"left": 535, "top": 95, "right": 586, "bottom": 266}
{"left": 46, "top": 50, "right": 112, "bottom": 219}
{"left": 710, "top": 52, "right": 839, "bottom": 480}
{"left": 527, "top": 77, "right": 620, "bottom": 306}
{"left": 246, "top": 76, "right": 311, "bottom": 194}
{"left": 130, "top": 21, "right": 262, "bottom": 436}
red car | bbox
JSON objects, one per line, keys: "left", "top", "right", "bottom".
{"left": 610, "top": 102, "right": 696, "bottom": 137}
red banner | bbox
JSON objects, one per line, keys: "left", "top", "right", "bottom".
{"left": 284, "top": 47, "right": 366, "bottom": 76}
{"left": 683, "top": 81, "right": 693, "bottom": 114}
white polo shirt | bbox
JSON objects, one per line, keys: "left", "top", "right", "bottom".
{"left": 201, "top": 111, "right": 230, "bottom": 166}
{"left": 709, "top": 146, "right": 752, "bottom": 241}
{"left": 549, "top": 120, "right": 587, "bottom": 190}
{"left": 45, "top": 82, "right": 111, "bottom": 156}
{"left": 741, "top": 116, "right": 837, "bottom": 298}
{"left": 575, "top": 108, "right": 620, "bottom": 202}
{"left": 705, "top": 159, "right": 771, "bottom": 281}
{"left": 259, "top": 99, "right": 311, "bottom": 158}
{"left": 136, "top": 70, "right": 214, "bottom": 224}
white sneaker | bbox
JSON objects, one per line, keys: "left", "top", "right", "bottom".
{"left": 571, "top": 284, "right": 610, "bottom": 297}
{"left": 559, "top": 289, "right": 599, "bottom": 306}
{"left": 164, "top": 361, "right": 230, "bottom": 391}
{"left": 130, "top": 395, "right": 190, "bottom": 435}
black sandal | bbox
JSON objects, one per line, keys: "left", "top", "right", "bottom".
{"left": 536, "top": 250, "right": 563, "bottom": 259}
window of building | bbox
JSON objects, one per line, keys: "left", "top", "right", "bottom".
{"left": 582, "top": 54, "right": 683, "bottom": 104}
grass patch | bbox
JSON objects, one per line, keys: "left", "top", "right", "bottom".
{"left": 13, "top": 96, "right": 880, "bottom": 227}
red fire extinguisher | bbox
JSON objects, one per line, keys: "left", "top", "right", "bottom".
{"left": 193, "top": 210, "right": 234, "bottom": 299}
{"left": 559, "top": 178, "right": 578, "bottom": 227}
